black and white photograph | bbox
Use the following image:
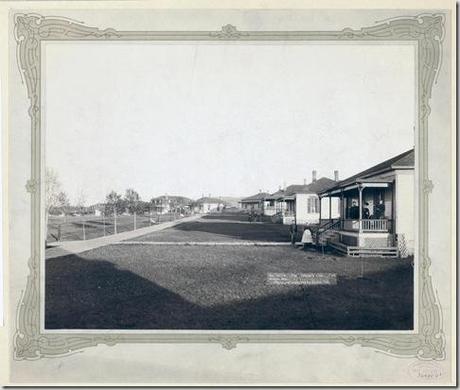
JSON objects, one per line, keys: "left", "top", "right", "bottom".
{"left": 44, "top": 41, "right": 416, "bottom": 330}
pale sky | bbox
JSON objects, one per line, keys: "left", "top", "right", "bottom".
{"left": 44, "top": 42, "right": 415, "bottom": 205}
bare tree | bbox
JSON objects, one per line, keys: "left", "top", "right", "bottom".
{"left": 124, "top": 188, "right": 140, "bottom": 215}
{"left": 75, "top": 189, "right": 87, "bottom": 214}
{"left": 105, "top": 191, "right": 125, "bottom": 215}
{"left": 45, "top": 168, "right": 69, "bottom": 242}
{"left": 105, "top": 190, "right": 123, "bottom": 234}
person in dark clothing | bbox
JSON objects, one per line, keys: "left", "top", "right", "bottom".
{"left": 375, "top": 199, "right": 385, "bottom": 219}
{"left": 349, "top": 200, "right": 359, "bottom": 219}
{"left": 363, "top": 202, "right": 370, "bottom": 219}
{"left": 289, "top": 222, "right": 298, "bottom": 245}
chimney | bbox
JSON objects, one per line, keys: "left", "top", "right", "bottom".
{"left": 334, "top": 170, "right": 339, "bottom": 181}
{"left": 259, "top": 189, "right": 262, "bottom": 193}
{"left": 303, "top": 178, "right": 307, "bottom": 185}
{"left": 312, "top": 170, "right": 317, "bottom": 182}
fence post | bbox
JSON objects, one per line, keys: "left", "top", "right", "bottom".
{"left": 102, "top": 214, "right": 106, "bottom": 236}
{"left": 133, "top": 211, "right": 136, "bottom": 230}
{"left": 82, "top": 221, "right": 86, "bottom": 241}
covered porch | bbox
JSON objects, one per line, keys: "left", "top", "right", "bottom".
{"left": 319, "top": 180, "right": 393, "bottom": 233}
{"left": 318, "top": 179, "right": 397, "bottom": 256}
{"left": 275, "top": 195, "right": 295, "bottom": 224}
{"left": 263, "top": 193, "right": 287, "bottom": 220}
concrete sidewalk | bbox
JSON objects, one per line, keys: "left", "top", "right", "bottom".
{"left": 115, "top": 241, "right": 293, "bottom": 246}
{"left": 46, "top": 215, "right": 201, "bottom": 259}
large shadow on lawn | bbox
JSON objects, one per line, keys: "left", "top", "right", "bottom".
{"left": 46, "top": 254, "right": 413, "bottom": 330}
{"left": 45, "top": 254, "right": 206, "bottom": 329}
{"left": 208, "top": 264, "right": 414, "bottom": 330}
{"left": 175, "top": 220, "right": 290, "bottom": 242}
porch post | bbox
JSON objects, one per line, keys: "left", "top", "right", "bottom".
{"left": 329, "top": 195, "right": 332, "bottom": 222}
{"left": 358, "top": 185, "right": 363, "bottom": 233}
{"left": 391, "top": 182, "right": 395, "bottom": 234}
{"left": 340, "top": 190, "right": 344, "bottom": 229}
{"left": 319, "top": 195, "right": 322, "bottom": 222}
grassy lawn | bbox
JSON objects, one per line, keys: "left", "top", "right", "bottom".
{"left": 45, "top": 243, "right": 413, "bottom": 330}
{"left": 131, "top": 217, "right": 291, "bottom": 243}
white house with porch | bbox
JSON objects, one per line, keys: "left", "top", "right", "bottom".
{"left": 151, "top": 195, "right": 172, "bottom": 214}
{"left": 316, "top": 149, "right": 415, "bottom": 257}
{"left": 262, "top": 188, "right": 288, "bottom": 217}
{"left": 275, "top": 171, "right": 340, "bottom": 225}
{"left": 239, "top": 192, "right": 270, "bottom": 213}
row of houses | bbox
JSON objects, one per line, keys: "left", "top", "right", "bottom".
{"left": 239, "top": 171, "right": 341, "bottom": 225}
{"left": 151, "top": 195, "right": 227, "bottom": 215}
{"left": 240, "top": 149, "right": 415, "bottom": 257}
{"left": 88, "top": 195, "right": 229, "bottom": 217}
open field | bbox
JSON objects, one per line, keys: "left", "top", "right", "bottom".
{"left": 47, "top": 213, "right": 183, "bottom": 242}
{"left": 46, "top": 213, "right": 413, "bottom": 330}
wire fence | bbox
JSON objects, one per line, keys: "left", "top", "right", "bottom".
{"left": 47, "top": 212, "right": 187, "bottom": 242}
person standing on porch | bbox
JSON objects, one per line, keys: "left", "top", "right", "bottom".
{"left": 375, "top": 199, "right": 385, "bottom": 219}
{"left": 363, "top": 202, "right": 370, "bottom": 219}
{"left": 350, "top": 200, "right": 359, "bottom": 219}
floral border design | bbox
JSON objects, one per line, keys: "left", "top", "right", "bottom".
{"left": 12, "top": 13, "right": 446, "bottom": 360}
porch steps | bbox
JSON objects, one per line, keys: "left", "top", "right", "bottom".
{"left": 328, "top": 241, "right": 399, "bottom": 258}
{"left": 317, "top": 230, "right": 339, "bottom": 246}
{"left": 327, "top": 241, "right": 349, "bottom": 255}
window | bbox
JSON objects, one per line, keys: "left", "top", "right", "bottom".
{"left": 307, "top": 197, "right": 319, "bottom": 213}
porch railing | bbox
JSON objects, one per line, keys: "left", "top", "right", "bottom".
{"left": 360, "top": 219, "right": 389, "bottom": 231}
{"left": 342, "top": 219, "right": 391, "bottom": 232}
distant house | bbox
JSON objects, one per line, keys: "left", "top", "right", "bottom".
{"left": 151, "top": 195, "right": 193, "bottom": 215}
{"left": 277, "top": 171, "right": 340, "bottom": 225}
{"left": 317, "top": 149, "right": 414, "bottom": 257}
{"left": 91, "top": 203, "right": 105, "bottom": 217}
{"left": 219, "top": 197, "right": 241, "bottom": 208}
{"left": 263, "top": 188, "right": 287, "bottom": 217}
{"left": 239, "top": 192, "right": 270, "bottom": 213}
{"left": 195, "top": 197, "right": 225, "bottom": 214}
{"left": 151, "top": 195, "right": 172, "bottom": 214}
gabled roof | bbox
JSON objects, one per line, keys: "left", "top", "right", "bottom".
{"left": 319, "top": 149, "right": 414, "bottom": 194}
{"left": 196, "top": 197, "right": 224, "bottom": 204}
{"left": 152, "top": 195, "right": 193, "bottom": 203}
{"left": 282, "top": 177, "right": 337, "bottom": 198}
{"left": 284, "top": 184, "right": 309, "bottom": 195}
{"left": 241, "top": 192, "right": 270, "bottom": 203}
{"left": 304, "top": 177, "right": 338, "bottom": 194}
{"left": 264, "top": 189, "right": 286, "bottom": 200}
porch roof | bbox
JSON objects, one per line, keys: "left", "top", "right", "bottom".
{"left": 319, "top": 149, "right": 414, "bottom": 197}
